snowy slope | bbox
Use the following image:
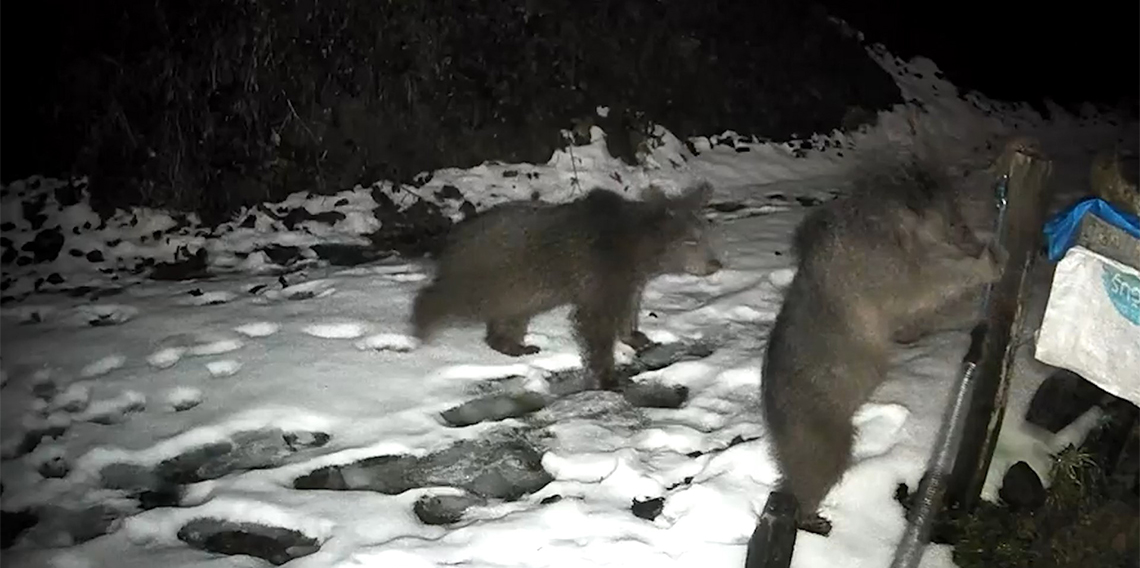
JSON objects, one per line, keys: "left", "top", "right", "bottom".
{"left": 1, "top": 43, "right": 1135, "bottom": 568}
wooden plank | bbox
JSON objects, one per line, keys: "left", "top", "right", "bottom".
{"left": 1076, "top": 213, "right": 1140, "bottom": 269}
{"left": 942, "top": 138, "right": 1055, "bottom": 518}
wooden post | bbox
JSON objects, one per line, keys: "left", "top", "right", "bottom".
{"left": 744, "top": 492, "right": 798, "bottom": 568}
{"left": 942, "top": 138, "right": 1055, "bottom": 518}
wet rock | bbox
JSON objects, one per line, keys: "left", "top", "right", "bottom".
{"left": 295, "top": 433, "right": 552, "bottom": 501}
{"left": 1025, "top": 369, "right": 1108, "bottom": 434}
{"left": 633, "top": 339, "right": 717, "bottom": 374}
{"left": 204, "top": 428, "right": 300, "bottom": 476}
{"left": 631, "top": 496, "right": 665, "bottom": 521}
{"left": 413, "top": 492, "right": 487, "bottom": 525}
{"left": 622, "top": 382, "right": 689, "bottom": 409}
{"left": 533, "top": 390, "right": 646, "bottom": 429}
{"left": 440, "top": 391, "right": 549, "bottom": 427}
{"left": 260, "top": 244, "right": 303, "bottom": 266}
{"left": 152, "top": 429, "right": 331, "bottom": 484}
{"left": 26, "top": 227, "right": 65, "bottom": 263}
{"left": 999, "top": 461, "right": 1046, "bottom": 512}
{"left": 154, "top": 441, "right": 236, "bottom": 484}
{"left": 100, "top": 462, "right": 162, "bottom": 491}
{"left": 150, "top": 247, "right": 210, "bottom": 281}
{"left": 283, "top": 430, "right": 331, "bottom": 451}
{"left": 310, "top": 243, "right": 380, "bottom": 266}
{"left": 281, "top": 208, "right": 344, "bottom": 230}
{"left": 37, "top": 455, "right": 70, "bottom": 479}
{"left": 177, "top": 518, "right": 320, "bottom": 566}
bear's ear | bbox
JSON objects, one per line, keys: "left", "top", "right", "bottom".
{"left": 672, "top": 181, "right": 714, "bottom": 212}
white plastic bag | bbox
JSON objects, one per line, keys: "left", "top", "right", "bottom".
{"left": 1035, "top": 246, "right": 1140, "bottom": 406}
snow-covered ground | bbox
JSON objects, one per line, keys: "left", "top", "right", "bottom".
{"left": 2, "top": 44, "right": 1136, "bottom": 568}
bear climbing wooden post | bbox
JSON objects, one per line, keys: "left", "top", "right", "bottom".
{"left": 890, "top": 138, "right": 1054, "bottom": 568}
{"left": 941, "top": 138, "right": 1054, "bottom": 517}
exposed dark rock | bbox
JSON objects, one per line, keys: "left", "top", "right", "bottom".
{"left": 177, "top": 518, "right": 320, "bottom": 566}
{"left": 413, "top": 492, "right": 486, "bottom": 525}
{"left": 998, "top": 461, "right": 1046, "bottom": 512}
{"left": 631, "top": 497, "right": 665, "bottom": 521}
{"left": 25, "top": 227, "right": 65, "bottom": 263}
{"left": 260, "top": 244, "right": 303, "bottom": 266}
{"left": 1026, "top": 369, "right": 1110, "bottom": 434}
{"left": 310, "top": 243, "right": 381, "bottom": 267}
{"left": 150, "top": 247, "right": 210, "bottom": 281}
{"left": 294, "top": 433, "right": 553, "bottom": 501}
{"left": 1, "top": 510, "right": 39, "bottom": 549}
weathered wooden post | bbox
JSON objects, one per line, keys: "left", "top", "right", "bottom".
{"left": 744, "top": 492, "right": 799, "bottom": 568}
{"left": 943, "top": 138, "right": 1055, "bottom": 517}
{"left": 890, "top": 138, "right": 1055, "bottom": 568}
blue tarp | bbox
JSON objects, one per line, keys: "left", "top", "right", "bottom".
{"left": 1043, "top": 196, "right": 1140, "bottom": 262}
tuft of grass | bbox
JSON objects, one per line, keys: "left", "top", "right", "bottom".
{"left": 952, "top": 442, "right": 1138, "bottom": 568}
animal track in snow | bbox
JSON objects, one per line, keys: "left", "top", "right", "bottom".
{"left": 721, "top": 305, "right": 766, "bottom": 323}
{"left": 167, "top": 387, "right": 203, "bottom": 411}
{"left": 267, "top": 279, "right": 337, "bottom": 301}
{"left": 71, "top": 304, "right": 139, "bottom": 327}
{"left": 49, "top": 382, "right": 92, "bottom": 413}
{"left": 234, "top": 322, "right": 279, "bottom": 338}
{"left": 354, "top": 333, "right": 417, "bottom": 352}
{"left": 303, "top": 321, "right": 369, "bottom": 339}
{"left": 2, "top": 304, "right": 57, "bottom": 324}
{"left": 433, "top": 363, "right": 534, "bottom": 382}
{"left": 703, "top": 197, "right": 800, "bottom": 221}
{"left": 188, "top": 338, "right": 244, "bottom": 356}
{"left": 180, "top": 290, "right": 237, "bottom": 307}
{"left": 147, "top": 333, "right": 246, "bottom": 369}
{"left": 385, "top": 272, "right": 428, "bottom": 283}
{"left": 369, "top": 264, "right": 427, "bottom": 280}
{"left": 80, "top": 355, "right": 126, "bottom": 378}
{"left": 78, "top": 391, "right": 147, "bottom": 425}
{"left": 851, "top": 403, "right": 911, "bottom": 460}
{"left": 436, "top": 340, "right": 715, "bottom": 428}
{"left": 206, "top": 360, "right": 243, "bottom": 378}
{"left": 148, "top": 348, "right": 187, "bottom": 369}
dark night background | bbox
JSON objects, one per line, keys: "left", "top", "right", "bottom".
{"left": 1, "top": 0, "right": 1136, "bottom": 220}
{"left": 817, "top": 0, "right": 1138, "bottom": 108}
